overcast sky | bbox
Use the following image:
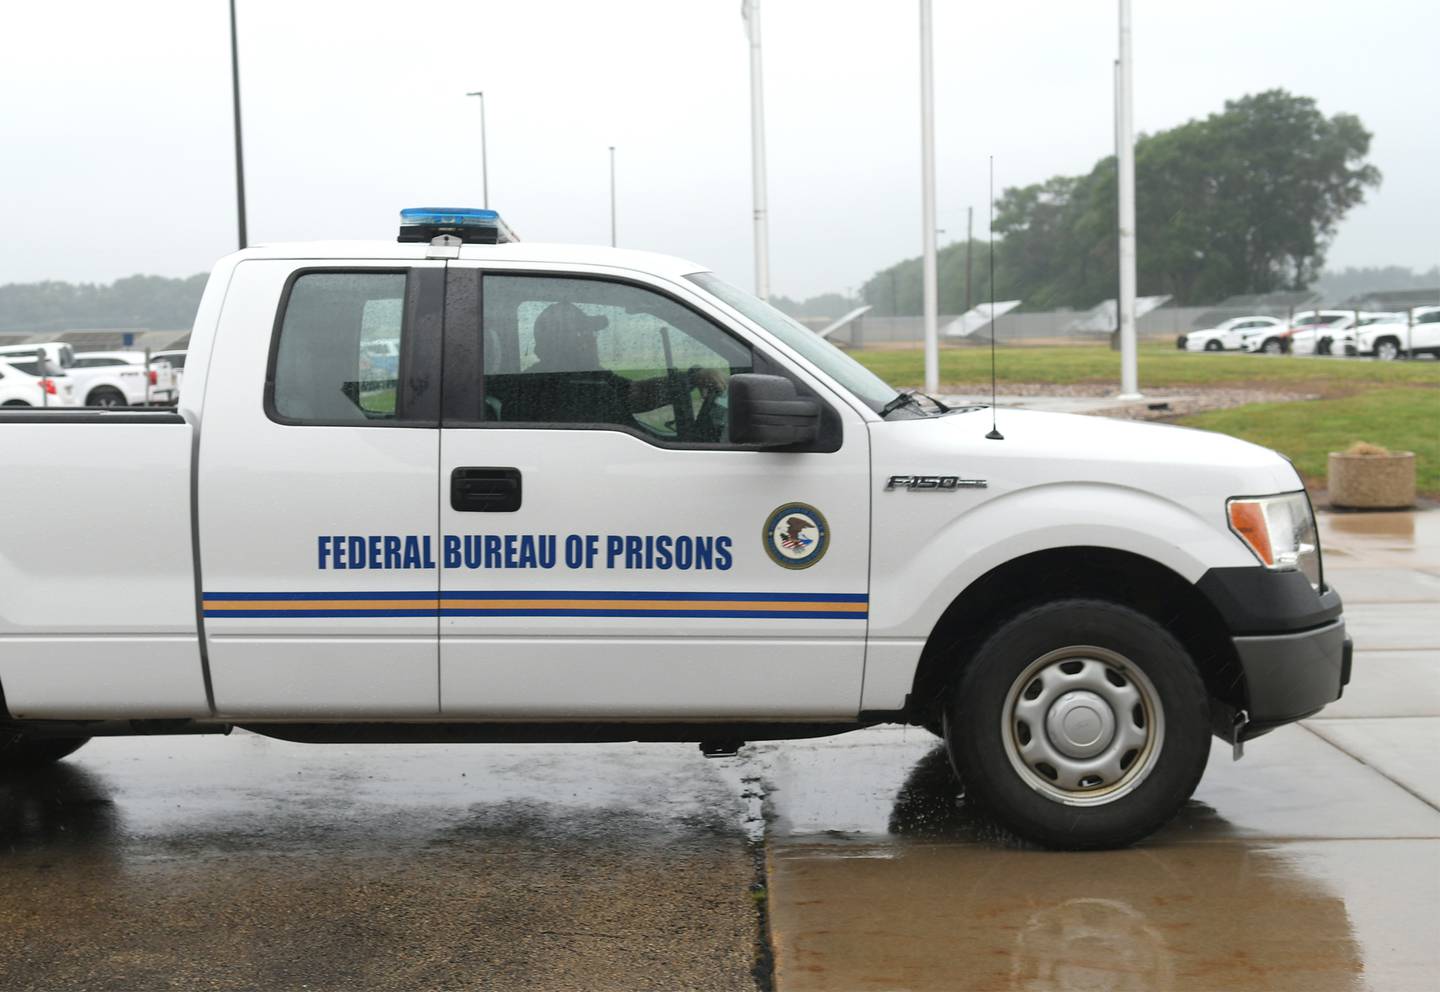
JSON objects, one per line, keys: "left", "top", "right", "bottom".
{"left": 2, "top": 1, "right": 1435, "bottom": 299}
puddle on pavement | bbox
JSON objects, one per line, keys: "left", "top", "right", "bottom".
{"left": 767, "top": 836, "right": 1440, "bottom": 992}
{"left": 751, "top": 727, "right": 1439, "bottom": 991}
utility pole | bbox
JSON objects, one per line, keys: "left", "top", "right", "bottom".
{"left": 964, "top": 205, "right": 974, "bottom": 314}
{"left": 465, "top": 91, "right": 489, "bottom": 208}
{"left": 919, "top": 0, "right": 939, "bottom": 395}
{"left": 228, "top": 0, "right": 247, "bottom": 250}
{"left": 1116, "top": 0, "right": 1141, "bottom": 398}
{"left": 742, "top": 0, "right": 771, "bottom": 300}
{"left": 608, "top": 146, "right": 617, "bottom": 247}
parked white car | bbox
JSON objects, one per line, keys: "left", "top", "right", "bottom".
{"left": 0, "top": 355, "right": 79, "bottom": 407}
{"left": 1355, "top": 306, "right": 1440, "bottom": 360}
{"left": 70, "top": 351, "right": 178, "bottom": 406}
{"left": 1177, "top": 316, "right": 1283, "bottom": 352}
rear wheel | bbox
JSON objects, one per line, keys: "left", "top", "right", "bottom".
{"left": 0, "top": 733, "right": 90, "bottom": 770}
{"left": 1, "top": 400, "right": 30, "bottom": 407}
{"left": 944, "top": 599, "right": 1210, "bottom": 849}
{"left": 1203, "top": 340, "right": 1222, "bottom": 352}
{"left": 86, "top": 387, "right": 126, "bottom": 408}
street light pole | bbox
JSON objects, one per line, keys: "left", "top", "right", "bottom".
{"left": 742, "top": 0, "right": 771, "bottom": 300}
{"left": 228, "top": 0, "right": 247, "bottom": 250}
{"left": 609, "top": 146, "right": 617, "bottom": 247}
{"left": 465, "top": 91, "right": 489, "bottom": 208}
{"left": 919, "top": 0, "right": 939, "bottom": 395}
{"left": 1116, "top": 0, "right": 1141, "bottom": 398}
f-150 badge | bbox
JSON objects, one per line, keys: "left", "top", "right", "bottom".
{"left": 764, "top": 502, "right": 829, "bottom": 570}
{"left": 884, "top": 475, "right": 987, "bottom": 491}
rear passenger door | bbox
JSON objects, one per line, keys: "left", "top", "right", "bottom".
{"left": 198, "top": 261, "right": 444, "bottom": 717}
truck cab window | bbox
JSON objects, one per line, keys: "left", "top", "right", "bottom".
{"left": 271, "top": 272, "right": 407, "bottom": 424}
{"left": 481, "top": 275, "right": 752, "bottom": 444}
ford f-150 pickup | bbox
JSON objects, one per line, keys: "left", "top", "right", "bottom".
{"left": 0, "top": 208, "right": 1352, "bottom": 848}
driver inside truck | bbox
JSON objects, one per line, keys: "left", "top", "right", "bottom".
{"left": 524, "top": 301, "right": 725, "bottom": 426}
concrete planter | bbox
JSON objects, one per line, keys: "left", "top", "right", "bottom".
{"left": 1328, "top": 451, "right": 1416, "bottom": 509}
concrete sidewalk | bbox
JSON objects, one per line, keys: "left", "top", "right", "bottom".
{"left": 761, "top": 510, "right": 1440, "bottom": 991}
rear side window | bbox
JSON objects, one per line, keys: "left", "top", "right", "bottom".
{"left": 271, "top": 271, "right": 407, "bottom": 424}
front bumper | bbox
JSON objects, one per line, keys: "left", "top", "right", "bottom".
{"left": 1233, "top": 620, "right": 1351, "bottom": 731}
{"left": 1196, "top": 567, "right": 1351, "bottom": 733}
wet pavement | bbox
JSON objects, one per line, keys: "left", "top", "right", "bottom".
{"left": 0, "top": 739, "right": 760, "bottom": 991}
{"left": 1, "top": 510, "right": 1436, "bottom": 990}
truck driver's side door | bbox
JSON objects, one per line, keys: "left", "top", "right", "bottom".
{"left": 436, "top": 265, "right": 871, "bottom": 720}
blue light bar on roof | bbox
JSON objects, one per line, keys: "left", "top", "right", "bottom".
{"left": 397, "top": 207, "right": 519, "bottom": 245}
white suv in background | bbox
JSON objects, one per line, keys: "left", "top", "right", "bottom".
{"left": 1356, "top": 306, "right": 1440, "bottom": 360}
{"left": 69, "top": 351, "right": 178, "bottom": 406}
{"left": 0, "top": 356, "right": 79, "bottom": 407}
{"left": 1178, "top": 315, "right": 1283, "bottom": 352}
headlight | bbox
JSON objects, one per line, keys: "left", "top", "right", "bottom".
{"left": 1227, "top": 492, "right": 1321, "bottom": 589}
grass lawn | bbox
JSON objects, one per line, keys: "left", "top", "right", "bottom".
{"left": 1176, "top": 388, "right": 1440, "bottom": 496}
{"left": 851, "top": 342, "right": 1440, "bottom": 393}
{"left": 848, "top": 342, "right": 1439, "bottom": 496}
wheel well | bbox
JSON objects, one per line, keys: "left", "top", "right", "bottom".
{"left": 908, "top": 547, "right": 1243, "bottom": 726}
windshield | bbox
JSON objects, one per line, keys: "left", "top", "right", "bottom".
{"left": 686, "top": 272, "right": 901, "bottom": 414}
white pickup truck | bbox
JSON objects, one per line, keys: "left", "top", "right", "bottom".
{"left": 0, "top": 209, "right": 1351, "bottom": 849}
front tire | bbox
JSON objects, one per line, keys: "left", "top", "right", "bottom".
{"left": 1204, "top": 340, "right": 1222, "bottom": 352}
{"left": 1260, "top": 337, "right": 1283, "bottom": 355}
{"left": 1374, "top": 337, "right": 1401, "bottom": 361}
{"left": 0, "top": 733, "right": 90, "bottom": 770}
{"left": 944, "top": 599, "right": 1210, "bottom": 849}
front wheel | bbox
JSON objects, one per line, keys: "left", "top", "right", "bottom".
{"left": 0, "top": 733, "right": 90, "bottom": 770}
{"left": 1203, "top": 340, "right": 1222, "bottom": 352}
{"left": 944, "top": 599, "right": 1210, "bottom": 849}
{"left": 1260, "top": 337, "right": 1283, "bottom": 355}
{"left": 1374, "top": 338, "right": 1401, "bottom": 361}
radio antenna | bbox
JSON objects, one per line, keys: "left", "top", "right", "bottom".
{"left": 985, "top": 155, "right": 1004, "bottom": 441}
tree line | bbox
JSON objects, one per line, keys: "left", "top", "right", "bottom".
{"left": 0, "top": 273, "right": 206, "bottom": 333}
{"left": 856, "top": 90, "right": 1381, "bottom": 316}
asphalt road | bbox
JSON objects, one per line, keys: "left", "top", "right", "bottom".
{"left": 0, "top": 739, "right": 761, "bottom": 992}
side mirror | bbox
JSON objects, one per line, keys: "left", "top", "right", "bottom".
{"left": 728, "top": 373, "right": 820, "bottom": 448}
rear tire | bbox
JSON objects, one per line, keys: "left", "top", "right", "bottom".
{"left": 1, "top": 400, "right": 31, "bottom": 407}
{"left": 943, "top": 599, "right": 1210, "bottom": 850}
{"left": 0, "top": 733, "right": 90, "bottom": 770}
{"left": 1204, "top": 340, "right": 1222, "bottom": 352}
{"left": 86, "top": 387, "right": 126, "bottom": 408}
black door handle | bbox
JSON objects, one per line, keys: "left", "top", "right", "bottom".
{"left": 451, "top": 467, "right": 522, "bottom": 512}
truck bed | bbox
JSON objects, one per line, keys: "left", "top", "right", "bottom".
{"left": 0, "top": 410, "right": 207, "bottom": 718}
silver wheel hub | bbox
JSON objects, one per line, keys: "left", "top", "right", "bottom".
{"left": 1045, "top": 690, "right": 1116, "bottom": 758}
{"left": 1001, "top": 646, "right": 1165, "bottom": 806}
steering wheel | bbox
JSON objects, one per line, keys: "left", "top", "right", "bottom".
{"left": 693, "top": 384, "right": 727, "bottom": 443}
